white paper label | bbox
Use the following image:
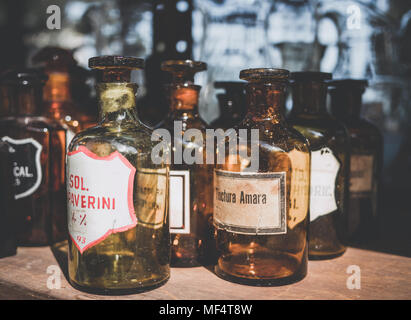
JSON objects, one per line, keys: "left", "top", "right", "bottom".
{"left": 169, "top": 170, "right": 190, "bottom": 234}
{"left": 350, "top": 155, "right": 373, "bottom": 194}
{"left": 213, "top": 170, "right": 287, "bottom": 235}
{"left": 67, "top": 146, "right": 137, "bottom": 254}
{"left": 310, "top": 147, "right": 340, "bottom": 222}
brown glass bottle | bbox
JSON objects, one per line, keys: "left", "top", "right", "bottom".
{"left": 161, "top": 60, "right": 216, "bottom": 267}
{"left": 67, "top": 56, "right": 170, "bottom": 294}
{"left": 288, "top": 71, "right": 349, "bottom": 259}
{"left": 214, "top": 68, "right": 310, "bottom": 285}
{"left": 329, "top": 79, "right": 382, "bottom": 245}
{"left": 211, "top": 81, "right": 247, "bottom": 129}
{"left": 32, "top": 47, "right": 96, "bottom": 146}
{"left": 0, "top": 69, "right": 67, "bottom": 246}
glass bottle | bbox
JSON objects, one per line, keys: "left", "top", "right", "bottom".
{"left": 161, "top": 60, "right": 215, "bottom": 267}
{"left": 67, "top": 56, "right": 170, "bottom": 294}
{"left": 211, "top": 81, "right": 247, "bottom": 130}
{"left": 329, "top": 79, "right": 382, "bottom": 245}
{"left": 32, "top": 47, "right": 97, "bottom": 147}
{"left": 0, "top": 140, "right": 17, "bottom": 257}
{"left": 0, "top": 69, "right": 67, "bottom": 246}
{"left": 214, "top": 68, "right": 310, "bottom": 285}
{"left": 288, "top": 71, "right": 349, "bottom": 259}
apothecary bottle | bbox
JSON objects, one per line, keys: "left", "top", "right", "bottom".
{"left": 32, "top": 46, "right": 96, "bottom": 146}
{"left": 329, "top": 80, "right": 382, "bottom": 245}
{"left": 0, "top": 69, "right": 67, "bottom": 246}
{"left": 214, "top": 68, "right": 310, "bottom": 285}
{"left": 161, "top": 60, "right": 215, "bottom": 267}
{"left": 67, "top": 56, "right": 170, "bottom": 294}
{"left": 211, "top": 81, "right": 247, "bottom": 130}
{"left": 288, "top": 71, "right": 349, "bottom": 259}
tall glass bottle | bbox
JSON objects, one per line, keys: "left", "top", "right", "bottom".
{"left": 329, "top": 79, "right": 382, "bottom": 245}
{"left": 211, "top": 81, "right": 247, "bottom": 130}
{"left": 32, "top": 47, "right": 96, "bottom": 146}
{"left": 288, "top": 71, "right": 349, "bottom": 259}
{"left": 67, "top": 56, "right": 170, "bottom": 294}
{"left": 161, "top": 60, "right": 215, "bottom": 267}
{"left": 0, "top": 69, "right": 66, "bottom": 246}
{"left": 214, "top": 68, "right": 310, "bottom": 285}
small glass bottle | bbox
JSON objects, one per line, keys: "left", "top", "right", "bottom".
{"left": 211, "top": 81, "right": 247, "bottom": 130}
{"left": 161, "top": 60, "right": 216, "bottom": 267}
{"left": 0, "top": 140, "right": 17, "bottom": 257}
{"left": 67, "top": 56, "right": 170, "bottom": 294}
{"left": 32, "top": 47, "right": 96, "bottom": 146}
{"left": 329, "top": 79, "right": 382, "bottom": 245}
{"left": 0, "top": 69, "right": 67, "bottom": 246}
{"left": 288, "top": 71, "right": 349, "bottom": 259}
{"left": 214, "top": 68, "right": 310, "bottom": 285}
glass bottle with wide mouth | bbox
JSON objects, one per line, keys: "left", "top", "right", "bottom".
{"left": 0, "top": 68, "right": 66, "bottom": 246}
{"left": 211, "top": 81, "right": 247, "bottom": 130}
{"left": 32, "top": 46, "right": 97, "bottom": 147}
{"left": 161, "top": 60, "right": 216, "bottom": 267}
{"left": 67, "top": 56, "right": 170, "bottom": 294}
{"left": 288, "top": 71, "right": 349, "bottom": 259}
{"left": 214, "top": 68, "right": 310, "bottom": 285}
{"left": 329, "top": 79, "right": 382, "bottom": 246}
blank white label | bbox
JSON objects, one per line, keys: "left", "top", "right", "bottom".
{"left": 169, "top": 170, "right": 190, "bottom": 234}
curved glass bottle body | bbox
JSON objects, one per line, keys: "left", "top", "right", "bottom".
{"left": 290, "top": 114, "right": 349, "bottom": 259}
{"left": 0, "top": 116, "right": 66, "bottom": 245}
{"left": 67, "top": 115, "right": 170, "bottom": 293}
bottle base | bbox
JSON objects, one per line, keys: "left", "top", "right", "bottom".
{"left": 214, "top": 265, "right": 306, "bottom": 287}
{"left": 69, "top": 275, "right": 170, "bottom": 296}
{"left": 308, "top": 248, "right": 346, "bottom": 260}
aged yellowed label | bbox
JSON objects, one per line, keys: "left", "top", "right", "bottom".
{"left": 350, "top": 155, "right": 373, "bottom": 194}
{"left": 135, "top": 167, "right": 168, "bottom": 229}
{"left": 213, "top": 170, "right": 286, "bottom": 235}
{"left": 288, "top": 149, "right": 310, "bottom": 229}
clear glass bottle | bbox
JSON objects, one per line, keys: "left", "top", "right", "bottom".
{"left": 214, "top": 68, "right": 310, "bottom": 285}
{"left": 32, "top": 47, "right": 97, "bottom": 146}
{"left": 288, "top": 71, "right": 349, "bottom": 259}
{"left": 211, "top": 81, "right": 247, "bottom": 130}
{"left": 67, "top": 56, "right": 170, "bottom": 294}
{"left": 329, "top": 79, "right": 382, "bottom": 245}
{"left": 161, "top": 60, "right": 216, "bottom": 267}
{"left": 0, "top": 68, "right": 67, "bottom": 246}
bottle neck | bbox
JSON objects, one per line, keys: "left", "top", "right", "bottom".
{"left": 2, "top": 85, "right": 43, "bottom": 116}
{"left": 43, "top": 72, "right": 72, "bottom": 102}
{"left": 97, "top": 83, "right": 139, "bottom": 124}
{"left": 167, "top": 85, "right": 199, "bottom": 120}
{"left": 330, "top": 89, "right": 363, "bottom": 119}
{"left": 244, "top": 82, "right": 287, "bottom": 124}
{"left": 290, "top": 81, "right": 328, "bottom": 115}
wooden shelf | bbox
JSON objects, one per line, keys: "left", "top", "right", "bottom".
{"left": 0, "top": 246, "right": 409, "bottom": 300}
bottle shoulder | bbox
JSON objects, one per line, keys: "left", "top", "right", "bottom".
{"left": 0, "top": 115, "right": 65, "bottom": 132}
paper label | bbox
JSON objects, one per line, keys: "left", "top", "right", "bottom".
{"left": 310, "top": 147, "right": 340, "bottom": 221}
{"left": 349, "top": 155, "right": 373, "bottom": 194}
{"left": 67, "top": 146, "right": 137, "bottom": 254}
{"left": 213, "top": 170, "right": 287, "bottom": 235}
{"left": 135, "top": 167, "right": 168, "bottom": 229}
{"left": 2, "top": 136, "right": 42, "bottom": 200}
{"left": 169, "top": 170, "right": 190, "bottom": 234}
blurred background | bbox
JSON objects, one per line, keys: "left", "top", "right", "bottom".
{"left": 0, "top": 0, "right": 409, "bottom": 256}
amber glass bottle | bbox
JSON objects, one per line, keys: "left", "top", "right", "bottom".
{"left": 0, "top": 69, "right": 66, "bottom": 246}
{"left": 329, "top": 79, "right": 382, "bottom": 245}
{"left": 67, "top": 56, "right": 170, "bottom": 294}
{"left": 288, "top": 71, "right": 349, "bottom": 259}
{"left": 211, "top": 81, "right": 247, "bottom": 129}
{"left": 32, "top": 47, "right": 96, "bottom": 146}
{"left": 214, "top": 68, "right": 310, "bottom": 285}
{"left": 161, "top": 60, "right": 215, "bottom": 267}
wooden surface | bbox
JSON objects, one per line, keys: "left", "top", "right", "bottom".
{"left": 0, "top": 246, "right": 409, "bottom": 300}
